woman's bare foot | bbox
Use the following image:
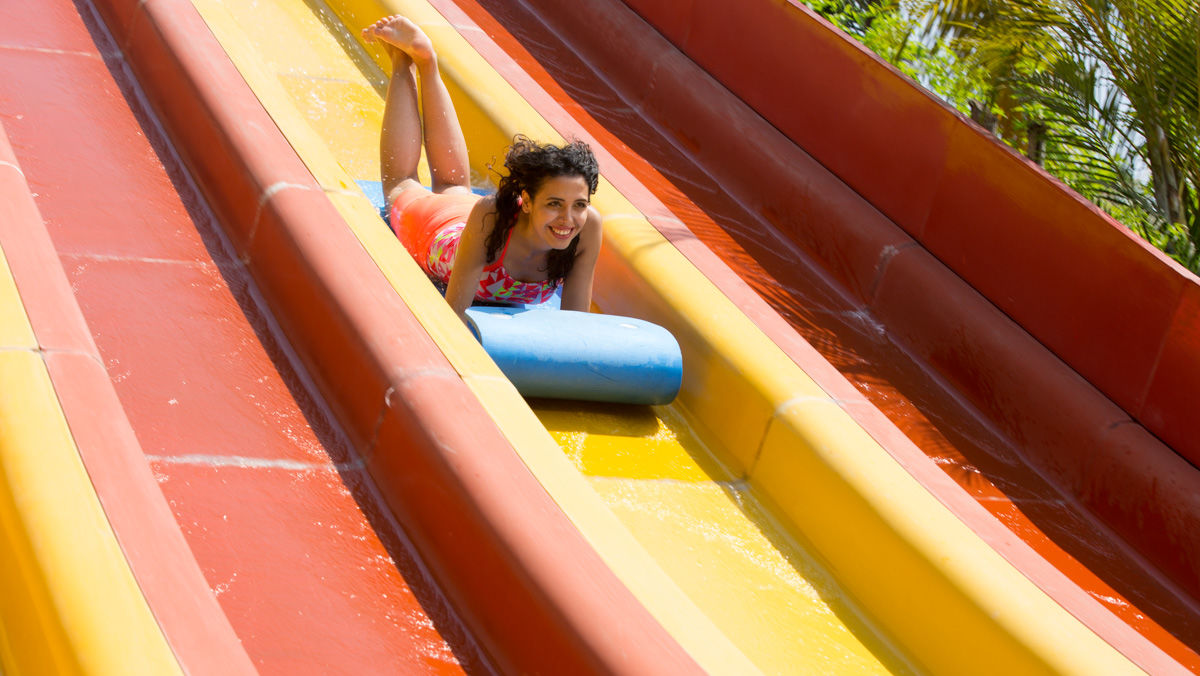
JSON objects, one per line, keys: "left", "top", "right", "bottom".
{"left": 361, "top": 15, "right": 435, "bottom": 64}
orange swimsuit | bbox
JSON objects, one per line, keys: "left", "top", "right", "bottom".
{"left": 390, "top": 189, "right": 558, "bottom": 305}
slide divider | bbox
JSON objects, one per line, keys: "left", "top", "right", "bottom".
{"left": 84, "top": 0, "right": 709, "bottom": 672}
{"left": 0, "top": 119, "right": 243, "bottom": 675}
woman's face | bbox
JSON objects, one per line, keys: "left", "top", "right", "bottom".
{"left": 522, "top": 175, "right": 590, "bottom": 250}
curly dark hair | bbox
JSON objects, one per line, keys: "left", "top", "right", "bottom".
{"left": 486, "top": 136, "right": 600, "bottom": 287}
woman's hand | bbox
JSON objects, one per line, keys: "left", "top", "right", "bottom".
{"left": 560, "top": 205, "right": 603, "bottom": 312}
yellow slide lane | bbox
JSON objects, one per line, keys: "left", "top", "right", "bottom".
{"left": 185, "top": 0, "right": 1141, "bottom": 674}
{"left": 0, "top": 237, "right": 180, "bottom": 674}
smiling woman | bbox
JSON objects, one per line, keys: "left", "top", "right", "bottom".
{"left": 362, "top": 15, "right": 603, "bottom": 322}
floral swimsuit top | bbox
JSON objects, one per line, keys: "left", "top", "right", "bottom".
{"left": 427, "top": 223, "right": 559, "bottom": 305}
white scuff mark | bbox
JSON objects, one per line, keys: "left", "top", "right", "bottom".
{"left": 145, "top": 453, "right": 363, "bottom": 472}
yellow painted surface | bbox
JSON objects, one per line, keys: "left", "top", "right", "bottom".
{"left": 755, "top": 400, "right": 1141, "bottom": 676}
{"left": 277, "top": 74, "right": 385, "bottom": 178}
{"left": 188, "top": 0, "right": 1144, "bottom": 674}
{"left": 0, "top": 247, "right": 35, "bottom": 350}
{"left": 0, "top": 166, "right": 179, "bottom": 674}
{"left": 535, "top": 400, "right": 726, "bottom": 482}
{"left": 189, "top": 1, "right": 760, "bottom": 672}
{"left": 541, "top": 399, "right": 907, "bottom": 674}
{"left": 589, "top": 478, "right": 913, "bottom": 676}
{"left": 0, "top": 354, "right": 181, "bottom": 676}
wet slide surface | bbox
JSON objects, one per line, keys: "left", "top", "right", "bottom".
{"left": 3, "top": 0, "right": 1192, "bottom": 672}
{"left": 1, "top": 0, "right": 927, "bottom": 671}
{"left": 447, "top": 0, "right": 1200, "bottom": 669}
{"left": 186, "top": 0, "right": 913, "bottom": 671}
{"left": 0, "top": 1, "right": 483, "bottom": 672}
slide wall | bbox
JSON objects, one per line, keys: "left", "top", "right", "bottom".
{"left": 1, "top": 0, "right": 1195, "bottom": 672}
{"left": 619, "top": 1, "right": 1200, "bottom": 471}
{"left": 614, "top": 0, "right": 1200, "bottom": 599}
{"left": 454, "top": 0, "right": 1200, "bottom": 668}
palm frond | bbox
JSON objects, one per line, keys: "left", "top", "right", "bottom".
{"left": 911, "top": 0, "right": 1200, "bottom": 270}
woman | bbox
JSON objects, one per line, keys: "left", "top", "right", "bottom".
{"left": 362, "top": 15, "right": 603, "bottom": 323}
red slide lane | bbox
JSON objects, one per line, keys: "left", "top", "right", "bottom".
{"left": 0, "top": 116, "right": 257, "bottom": 676}
{"left": 445, "top": 0, "right": 1200, "bottom": 669}
{"left": 0, "top": 1, "right": 485, "bottom": 672}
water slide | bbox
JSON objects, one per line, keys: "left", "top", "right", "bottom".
{"left": 0, "top": 1, "right": 487, "bottom": 672}
{"left": 0, "top": 0, "right": 1196, "bottom": 675}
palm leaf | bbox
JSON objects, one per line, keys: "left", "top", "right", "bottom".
{"left": 910, "top": 0, "right": 1200, "bottom": 271}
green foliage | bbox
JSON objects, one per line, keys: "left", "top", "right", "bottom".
{"left": 805, "top": 0, "right": 991, "bottom": 105}
{"left": 799, "top": 0, "right": 1200, "bottom": 273}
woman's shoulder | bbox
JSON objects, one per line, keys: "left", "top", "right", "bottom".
{"left": 583, "top": 204, "right": 603, "bottom": 238}
{"left": 473, "top": 193, "right": 498, "bottom": 211}
{"left": 466, "top": 193, "right": 500, "bottom": 232}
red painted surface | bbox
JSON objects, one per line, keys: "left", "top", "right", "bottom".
{"left": 76, "top": 0, "right": 708, "bottom": 672}
{"left": 0, "top": 125, "right": 253, "bottom": 674}
{"left": 1143, "top": 285, "right": 1200, "bottom": 445}
{"left": 622, "top": 0, "right": 1200, "bottom": 617}
{"left": 438, "top": 0, "right": 1200, "bottom": 670}
{"left": 8, "top": 0, "right": 1194, "bottom": 668}
{"left": 924, "top": 124, "right": 1186, "bottom": 410}
{"left": 620, "top": 0, "right": 1200, "bottom": 465}
{"left": 0, "top": 1, "right": 479, "bottom": 672}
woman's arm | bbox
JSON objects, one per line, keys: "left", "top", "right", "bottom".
{"left": 560, "top": 206, "right": 604, "bottom": 312}
{"left": 444, "top": 197, "right": 494, "bottom": 322}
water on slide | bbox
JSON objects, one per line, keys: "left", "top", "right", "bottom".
{"left": 0, "top": 0, "right": 483, "bottom": 671}
{"left": 456, "top": 0, "right": 1200, "bottom": 667}
{"left": 184, "top": 0, "right": 920, "bottom": 672}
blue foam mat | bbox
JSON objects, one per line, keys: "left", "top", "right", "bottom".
{"left": 465, "top": 306, "right": 682, "bottom": 405}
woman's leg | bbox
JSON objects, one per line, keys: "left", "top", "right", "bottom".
{"left": 376, "top": 40, "right": 423, "bottom": 203}
{"left": 364, "top": 16, "right": 471, "bottom": 205}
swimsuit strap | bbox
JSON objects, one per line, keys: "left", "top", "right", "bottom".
{"left": 493, "top": 226, "right": 515, "bottom": 269}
